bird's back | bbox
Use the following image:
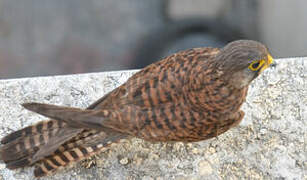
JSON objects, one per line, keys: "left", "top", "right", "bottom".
{"left": 89, "top": 47, "right": 248, "bottom": 142}
{"left": 0, "top": 44, "right": 252, "bottom": 177}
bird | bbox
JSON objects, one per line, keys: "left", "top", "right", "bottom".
{"left": 0, "top": 40, "right": 274, "bottom": 177}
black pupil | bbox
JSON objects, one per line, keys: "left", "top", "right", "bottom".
{"left": 252, "top": 62, "right": 260, "bottom": 69}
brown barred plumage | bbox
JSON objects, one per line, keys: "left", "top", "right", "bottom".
{"left": 0, "top": 40, "right": 274, "bottom": 177}
{"left": 34, "top": 131, "right": 126, "bottom": 177}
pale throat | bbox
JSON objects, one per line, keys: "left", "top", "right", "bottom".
{"left": 229, "top": 69, "right": 256, "bottom": 89}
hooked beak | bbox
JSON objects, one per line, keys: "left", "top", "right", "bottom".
{"left": 260, "top": 54, "right": 274, "bottom": 72}
{"left": 267, "top": 54, "right": 274, "bottom": 65}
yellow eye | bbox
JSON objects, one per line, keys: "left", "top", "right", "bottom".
{"left": 249, "top": 60, "right": 265, "bottom": 71}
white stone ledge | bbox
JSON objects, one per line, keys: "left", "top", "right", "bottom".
{"left": 0, "top": 58, "right": 306, "bottom": 180}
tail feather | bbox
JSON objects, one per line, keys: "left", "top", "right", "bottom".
{"left": 1, "top": 129, "right": 59, "bottom": 162}
{"left": 1, "top": 120, "right": 126, "bottom": 177}
{"left": 31, "top": 127, "right": 82, "bottom": 163}
{"left": 6, "top": 157, "right": 32, "bottom": 170}
{"left": 0, "top": 129, "right": 96, "bottom": 169}
{"left": 34, "top": 132, "right": 126, "bottom": 177}
{"left": 55, "top": 130, "right": 104, "bottom": 153}
{"left": 1, "top": 120, "right": 65, "bottom": 144}
{"left": 0, "top": 100, "right": 127, "bottom": 177}
{"left": 34, "top": 145, "right": 99, "bottom": 177}
{"left": 0, "top": 120, "right": 81, "bottom": 168}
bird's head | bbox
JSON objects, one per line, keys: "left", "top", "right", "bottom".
{"left": 215, "top": 40, "right": 274, "bottom": 88}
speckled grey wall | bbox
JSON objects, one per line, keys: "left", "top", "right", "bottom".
{"left": 0, "top": 58, "right": 306, "bottom": 180}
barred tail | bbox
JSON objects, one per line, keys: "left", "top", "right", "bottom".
{"left": 0, "top": 120, "right": 71, "bottom": 169}
{"left": 34, "top": 131, "right": 126, "bottom": 177}
{"left": 1, "top": 120, "right": 65, "bottom": 144}
{"left": 0, "top": 120, "right": 126, "bottom": 177}
{"left": 0, "top": 98, "right": 127, "bottom": 177}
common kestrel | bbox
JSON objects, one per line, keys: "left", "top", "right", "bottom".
{"left": 0, "top": 40, "right": 274, "bottom": 177}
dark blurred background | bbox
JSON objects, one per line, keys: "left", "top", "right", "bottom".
{"left": 0, "top": 0, "right": 306, "bottom": 79}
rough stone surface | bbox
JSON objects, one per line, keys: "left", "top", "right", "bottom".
{"left": 0, "top": 58, "right": 306, "bottom": 180}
